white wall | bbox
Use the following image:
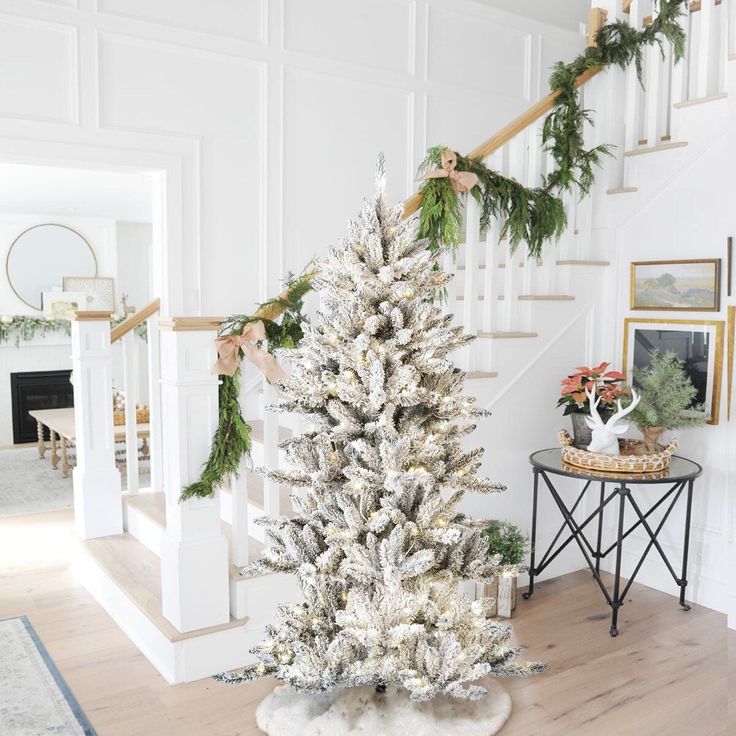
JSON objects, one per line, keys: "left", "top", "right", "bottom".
{"left": 116, "top": 221, "right": 153, "bottom": 312}
{"left": 0, "top": 0, "right": 584, "bottom": 317}
{"left": 594, "top": 134, "right": 735, "bottom": 615}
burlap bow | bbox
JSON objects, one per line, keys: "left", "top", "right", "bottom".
{"left": 422, "top": 149, "right": 478, "bottom": 193}
{"left": 212, "top": 320, "right": 288, "bottom": 384}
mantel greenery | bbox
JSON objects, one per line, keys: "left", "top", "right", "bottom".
{"left": 0, "top": 314, "right": 147, "bottom": 346}
{"left": 417, "top": 0, "right": 687, "bottom": 256}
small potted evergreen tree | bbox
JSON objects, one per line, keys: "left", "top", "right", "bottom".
{"left": 479, "top": 521, "right": 528, "bottom": 618}
{"left": 629, "top": 350, "right": 705, "bottom": 453}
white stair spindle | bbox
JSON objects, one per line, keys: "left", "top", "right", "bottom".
{"left": 730, "top": 0, "right": 736, "bottom": 58}
{"left": 623, "top": 1, "right": 641, "bottom": 180}
{"left": 670, "top": 7, "right": 688, "bottom": 139}
{"left": 122, "top": 331, "right": 140, "bottom": 494}
{"left": 146, "top": 314, "right": 163, "bottom": 493}
{"left": 262, "top": 372, "right": 280, "bottom": 523}
{"left": 70, "top": 313, "right": 123, "bottom": 540}
{"left": 696, "top": 0, "right": 713, "bottom": 98}
{"left": 644, "top": 10, "right": 662, "bottom": 148}
{"left": 717, "top": 0, "right": 729, "bottom": 92}
{"left": 159, "top": 318, "right": 230, "bottom": 633}
{"left": 229, "top": 456, "right": 250, "bottom": 568}
{"left": 482, "top": 219, "right": 499, "bottom": 334}
{"left": 522, "top": 124, "right": 541, "bottom": 299}
{"left": 461, "top": 196, "right": 480, "bottom": 371}
{"left": 443, "top": 250, "right": 458, "bottom": 313}
{"left": 501, "top": 139, "right": 525, "bottom": 332}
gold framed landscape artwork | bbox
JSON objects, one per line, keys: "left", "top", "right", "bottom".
{"left": 622, "top": 318, "right": 724, "bottom": 425}
{"left": 630, "top": 259, "right": 720, "bottom": 311}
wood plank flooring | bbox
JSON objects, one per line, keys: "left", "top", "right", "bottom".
{"left": 0, "top": 510, "right": 732, "bottom": 736}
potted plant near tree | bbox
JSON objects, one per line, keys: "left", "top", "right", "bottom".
{"left": 558, "top": 362, "right": 626, "bottom": 448}
{"left": 629, "top": 350, "right": 705, "bottom": 453}
{"left": 478, "top": 521, "right": 528, "bottom": 618}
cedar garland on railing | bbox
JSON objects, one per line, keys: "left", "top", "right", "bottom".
{"left": 416, "top": 0, "right": 687, "bottom": 255}
{"left": 179, "top": 271, "right": 312, "bottom": 501}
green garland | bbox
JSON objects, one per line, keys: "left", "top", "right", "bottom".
{"left": 417, "top": 0, "right": 687, "bottom": 256}
{"left": 180, "top": 271, "right": 312, "bottom": 501}
{"left": 0, "top": 314, "right": 146, "bottom": 346}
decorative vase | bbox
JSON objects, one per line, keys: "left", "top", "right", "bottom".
{"left": 639, "top": 425, "right": 665, "bottom": 454}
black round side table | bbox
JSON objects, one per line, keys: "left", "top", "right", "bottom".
{"left": 524, "top": 449, "right": 703, "bottom": 637}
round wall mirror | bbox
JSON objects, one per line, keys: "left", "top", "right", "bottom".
{"left": 5, "top": 224, "right": 97, "bottom": 310}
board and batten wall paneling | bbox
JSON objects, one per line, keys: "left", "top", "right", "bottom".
{"left": 96, "top": 0, "right": 266, "bottom": 44}
{"left": 0, "top": 0, "right": 584, "bottom": 316}
{"left": 0, "top": 14, "right": 77, "bottom": 124}
{"left": 282, "top": 68, "right": 412, "bottom": 277}
{"left": 283, "top": 0, "right": 414, "bottom": 75}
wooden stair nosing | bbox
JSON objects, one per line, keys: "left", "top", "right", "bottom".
{"left": 673, "top": 92, "right": 728, "bottom": 109}
{"left": 82, "top": 534, "right": 248, "bottom": 643}
{"left": 625, "top": 141, "right": 688, "bottom": 157}
{"left": 477, "top": 331, "right": 538, "bottom": 339}
{"left": 457, "top": 294, "right": 574, "bottom": 301}
{"left": 248, "top": 419, "right": 292, "bottom": 445}
{"left": 607, "top": 187, "right": 638, "bottom": 195}
{"left": 556, "top": 259, "right": 610, "bottom": 266}
{"left": 466, "top": 371, "right": 498, "bottom": 379}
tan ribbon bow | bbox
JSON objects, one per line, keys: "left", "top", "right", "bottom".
{"left": 212, "top": 320, "right": 288, "bottom": 384}
{"left": 422, "top": 148, "right": 478, "bottom": 194}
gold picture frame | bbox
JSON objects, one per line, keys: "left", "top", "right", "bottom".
{"left": 630, "top": 259, "right": 721, "bottom": 311}
{"left": 622, "top": 318, "right": 724, "bottom": 425}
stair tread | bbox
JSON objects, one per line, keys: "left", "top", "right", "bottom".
{"left": 82, "top": 533, "right": 248, "bottom": 642}
{"left": 249, "top": 419, "right": 292, "bottom": 444}
{"left": 556, "top": 259, "right": 610, "bottom": 266}
{"left": 607, "top": 187, "right": 638, "bottom": 194}
{"left": 124, "top": 491, "right": 268, "bottom": 557}
{"left": 673, "top": 92, "right": 727, "bottom": 108}
{"left": 477, "top": 331, "right": 538, "bottom": 339}
{"left": 466, "top": 371, "right": 498, "bottom": 379}
{"left": 221, "top": 470, "right": 296, "bottom": 518}
{"left": 457, "top": 294, "right": 574, "bottom": 301}
{"left": 625, "top": 141, "right": 688, "bottom": 157}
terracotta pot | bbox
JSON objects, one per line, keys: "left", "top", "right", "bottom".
{"left": 639, "top": 426, "right": 665, "bottom": 454}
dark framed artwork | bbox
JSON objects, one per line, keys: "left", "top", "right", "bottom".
{"left": 630, "top": 259, "right": 720, "bottom": 311}
{"left": 622, "top": 318, "right": 724, "bottom": 425}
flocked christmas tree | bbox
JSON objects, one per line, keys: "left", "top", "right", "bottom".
{"left": 219, "top": 159, "right": 544, "bottom": 701}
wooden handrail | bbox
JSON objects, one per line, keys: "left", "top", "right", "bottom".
{"left": 403, "top": 66, "right": 602, "bottom": 217}
{"left": 111, "top": 298, "right": 161, "bottom": 342}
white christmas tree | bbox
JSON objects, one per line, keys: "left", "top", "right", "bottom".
{"left": 219, "top": 159, "right": 543, "bottom": 705}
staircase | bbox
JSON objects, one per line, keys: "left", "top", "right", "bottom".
{"left": 68, "top": 0, "right": 736, "bottom": 684}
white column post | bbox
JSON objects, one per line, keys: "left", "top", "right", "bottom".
{"left": 70, "top": 312, "right": 123, "bottom": 540}
{"left": 158, "top": 317, "right": 230, "bottom": 633}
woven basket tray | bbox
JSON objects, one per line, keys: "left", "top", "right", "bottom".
{"left": 558, "top": 430, "right": 677, "bottom": 474}
{"left": 113, "top": 406, "right": 150, "bottom": 426}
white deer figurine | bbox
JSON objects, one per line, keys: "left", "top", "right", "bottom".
{"left": 585, "top": 385, "right": 641, "bottom": 456}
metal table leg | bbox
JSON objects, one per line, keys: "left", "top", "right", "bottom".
{"left": 595, "top": 481, "right": 605, "bottom": 575}
{"left": 523, "top": 469, "right": 539, "bottom": 600}
{"left": 679, "top": 479, "right": 694, "bottom": 611}
{"left": 609, "top": 484, "right": 628, "bottom": 637}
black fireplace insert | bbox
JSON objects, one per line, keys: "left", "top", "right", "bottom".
{"left": 10, "top": 369, "right": 74, "bottom": 444}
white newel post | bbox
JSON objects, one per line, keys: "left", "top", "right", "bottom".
{"left": 70, "top": 312, "right": 123, "bottom": 540}
{"left": 158, "top": 317, "right": 230, "bottom": 633}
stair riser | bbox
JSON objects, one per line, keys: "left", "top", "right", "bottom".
{"left": 123, "top": 502, "right": 164, "bottom": 557}
{"left": 219, "top": 491, "right": 269, "bottom": 543}
{"left": 230, "top": 573, "right": 302, "bottom": 622}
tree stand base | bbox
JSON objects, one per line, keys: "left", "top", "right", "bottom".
{"left": 256, "top": 682, "right": 512, "bottom": 736}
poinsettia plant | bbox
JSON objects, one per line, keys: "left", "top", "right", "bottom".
{"left": 557, "top": 361, "right": 626, "bottom": 416}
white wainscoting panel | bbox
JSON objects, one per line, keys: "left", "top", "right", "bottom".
{"left": 0, "top": 15, "right": 77, "bottom": 124}
{"left": 97, "top": 0, "right": 266, "bottom": 44}
{"left": 283, "top": 0, "right": 414, "bottom": 74}
{"left": 98, "top": 33, "right": 263, "bottom": 138}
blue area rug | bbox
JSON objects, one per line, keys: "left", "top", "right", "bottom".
{"left": 0, "top": 615, "right": 96, "bottom": 735}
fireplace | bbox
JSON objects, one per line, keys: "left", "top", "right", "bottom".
{"left": 10, "top": 370, "right": 74, "bottom": 444}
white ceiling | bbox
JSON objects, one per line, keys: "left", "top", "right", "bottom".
{"left": 474, "top": 0, "right": 590, "bottom": 32}
{"left": 0, "top": 162, "right": 153, "bottom": 222}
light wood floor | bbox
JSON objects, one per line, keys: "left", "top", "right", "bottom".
{"left": 0, "top": 509, "right": 732, "bottom": 736}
